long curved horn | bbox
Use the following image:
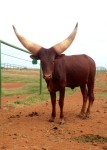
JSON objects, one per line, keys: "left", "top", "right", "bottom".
{"left": 13, "top": 25, "right": 42, "bottom": 55}
{"left": 53, "top": 22, "right": 78, "bottom": 54}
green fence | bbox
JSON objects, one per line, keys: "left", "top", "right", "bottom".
{"left": 96, "top": 67, "right": 107, "bottom": 74}
{"left": 0, "top": 41, "right": 1, "bottom": 108}
{"left": 0, "top": 40, "right": 42, "bottom": 108}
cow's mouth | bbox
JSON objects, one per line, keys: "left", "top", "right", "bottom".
{"left": 43, "top": 74, "right": 52, "bottom": 81}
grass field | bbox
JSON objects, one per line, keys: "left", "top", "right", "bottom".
{"left": 2, "top": 69, "right": 76, "bottom": 106}
{"left": 95, "top": 74, "right": 107, "bottom": 100}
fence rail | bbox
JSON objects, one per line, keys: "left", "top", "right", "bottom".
{"left": 96, "top": 67, "right": 107, "bottom": 74}
{"left": 0, "top": 40, "right": 30, "bottom": 54}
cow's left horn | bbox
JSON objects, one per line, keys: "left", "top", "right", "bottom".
{"left": 13, "top": 25, "right": 42, "bottom": 55}
{"left": 53, "top": 23, "right": 78, "bottom": 54}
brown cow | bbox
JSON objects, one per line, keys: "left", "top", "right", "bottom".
{"left": 13, "top": 23, "right": 96, "bottom": 124}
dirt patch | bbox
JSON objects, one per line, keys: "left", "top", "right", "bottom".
{"left": 2, "top": 95, "right": 31, "bottom": 106}
{"left": 95, "top": 88, "right": 107, "bottom": 92}
{"left": 2, "top": 83, "right": 25, "bottom": 88}
{"left": 71, "top": 134, "right": 107, "bottom": 144}
{"left": 0, "top": 92, "right": 107, "bottom": 150}
{"left": 96, "top": 73, "right": 107, "bottom": 81}
{"left": 25, "top": 111, "right": 39, "bottom": 117}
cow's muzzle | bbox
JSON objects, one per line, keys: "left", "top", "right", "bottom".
{"left": 43, "top": 74, "right": 52, "bottom": 81}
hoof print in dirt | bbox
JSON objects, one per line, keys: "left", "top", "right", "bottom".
{"left": 26, "top": 112, "right": 39, "bottom": 117}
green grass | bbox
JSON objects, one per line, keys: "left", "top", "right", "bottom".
{"left": 2, "top": 72, "right": 41, "bottom": 96}
{"left": 95, "top": 81, "right": 107, "bottom": 89}
{"left": 95, "top": 73, "right": 107, "bottom": 88}
{"left": 12, "top": 89, "right": 76, "bottom": 106}
{"left": 95, "top": 73, "right": 107, "bottom": 100}
{"left": 2, "top": 72, "right": 39, "bottom": 83}
{"left": 96, "top": 91, "right": 107, "bottom": 98}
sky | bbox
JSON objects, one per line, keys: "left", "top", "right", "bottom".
{"left": 0, "top": 0, "right": 107, "bottom": 69}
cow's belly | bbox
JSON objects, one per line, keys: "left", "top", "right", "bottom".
{"left": 66, "top": 76, "right": 88, "bottom": 89}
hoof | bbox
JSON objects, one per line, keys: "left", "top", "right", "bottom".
{"left": 59, "top": 119, "right": 65, "bottom": 125}
{"left": 48, "top": 118, "right": 54, "bottom": 122}
{"left": 78, "top": 113, "right": 87, "bottom": 119}
{"left": 80, "top": 115, "right": 87, "bottom": 120}
{"left": 85, "top": 113, "right": 90, "bottom": 118}
{"left": 78, "top": 113, "right": 90, "bottom": 119}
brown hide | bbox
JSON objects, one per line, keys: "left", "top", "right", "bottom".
{"left": 64, "top": 54, "right": 96, "bottom": 88}
{"left": 44, "top": 54, "right": 96, "bottom": 92}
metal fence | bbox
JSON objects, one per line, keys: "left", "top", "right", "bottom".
{"left": 0, "top": 40, "right": 42, "bottom": 108}
{"left": 2, "top": 63, "right": 27, "bottom": 70}
{"left": 96, "top": 67, "right": 107, "bottom": 74}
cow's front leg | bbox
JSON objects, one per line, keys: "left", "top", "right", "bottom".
{"left": 49, "top": 92, "right": 56, "bottom": 122}
{"left": 59, "top": 88, "right": 65, "bottom": 124}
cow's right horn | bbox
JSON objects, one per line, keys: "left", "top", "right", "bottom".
{"left": 13, "top": 25, "right": 42, "bottom": 55}
{"left": 53, "top": 23, "right": 78, "bottom": 54}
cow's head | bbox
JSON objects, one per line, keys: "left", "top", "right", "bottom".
{"left": 13, "top": 23, "right": 78, "bottom": 81}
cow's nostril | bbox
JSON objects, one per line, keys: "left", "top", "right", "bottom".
{"left": 43, "top": 74, "right": 52, "bottom": 80}
{"left": 49, "top": 75, "right": 52, "bottom": 78}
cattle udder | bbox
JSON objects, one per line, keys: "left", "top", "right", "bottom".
{"left": 13, "top": 23, "right": 96, "bottom": 124}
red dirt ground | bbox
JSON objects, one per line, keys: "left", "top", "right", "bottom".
{"left": 2, "top": 83, "right": 25, "bottom": 88}
{"left": 0, "top": 74, "right": 107, "bottom": 150}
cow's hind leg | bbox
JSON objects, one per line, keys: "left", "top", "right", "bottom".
{"left": 86, "top": 82, "right": 95, "bottom": 118}
{"left": 79, "top": 84, "right": 88, "bottom": 119}
{"left": 59, "top": 88, "right": 65, "bottom": 124}
{"left": 49, "top": 92, "right": 56, "bottom": 122}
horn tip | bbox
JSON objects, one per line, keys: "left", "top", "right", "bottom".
{"left": 75, "top": 22, "right": 78, "bottom": 28}
{"left": 12, "top": 25, "right": 16, "bottom": 31}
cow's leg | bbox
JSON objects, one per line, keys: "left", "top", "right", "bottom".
{"left": 59, "top": 88, "right": 65, "bottom": 124}
{"left": 86, "top": 82, "right": 94, "bottom": 118}
{"left": 49, "top": 92, "right": 56, "bottom": 122}
{"left": 79, "top": 84, "right": 88, "bottom": 119}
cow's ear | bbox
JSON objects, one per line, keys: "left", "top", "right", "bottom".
{"left": 30, "top": 54, "right": 40, "bottom": 60}
{"left": 55, "top": 54, "right": 65, "bottom": 59}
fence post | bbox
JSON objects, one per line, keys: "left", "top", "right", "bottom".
{"left": 0, "top": 41, "right": 2, "bottom": 108}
